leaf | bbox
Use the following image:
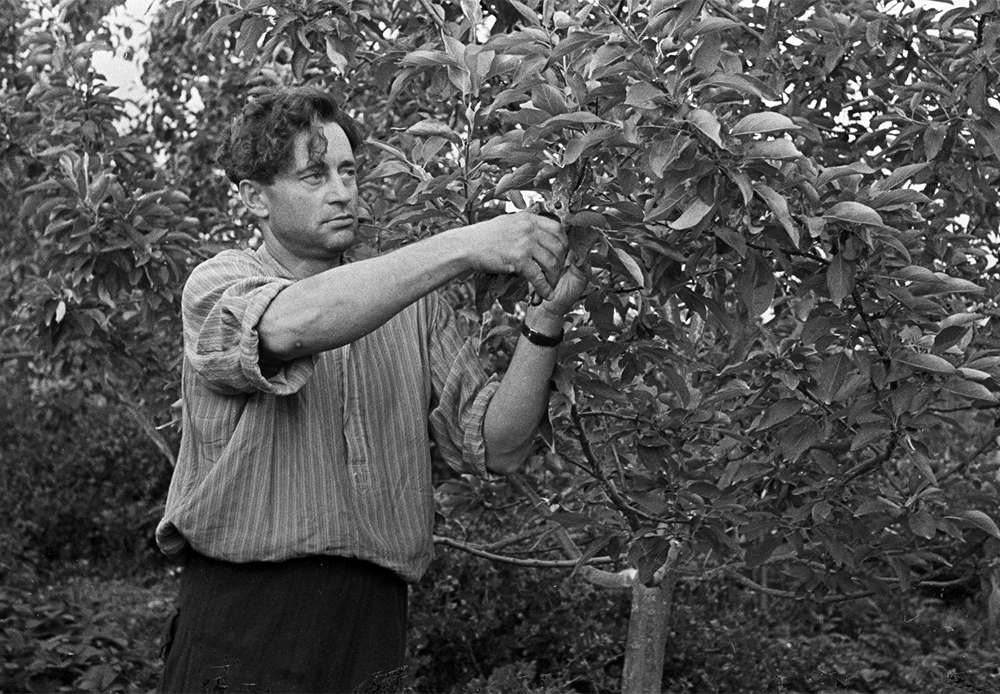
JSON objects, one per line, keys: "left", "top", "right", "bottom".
{"left": 908, "top": 510, "right": 936, "bottom": 539}
{"left": 746, "top": 139, "right": 802, "bottom": 160}
{"left": 816, "top": 351, "right": 852, "bottom": 403}
{"left": 731, "top": 112, "right": 799, "bottom": 136}
{"left": 854, "top": 497, "right": 900, "bottom": 516}
{"left": 850, "top": 423, "right": 891, "bottom": 451}
{"left": 611, "top": 245, "right": 646, "bottom": 288}
{"left": 701, "top": 72, "right": 781, "bottom": 101}
{"left": 401, "top": 49, "right": 452, "bottom": 67}
{"left": 563, "top": 128, "right": 614, "bottom": 166}
{"left": 923, "top": 123, "right": 947, "bottom": 160}
{"left": 753, "top": 184, "right": 798, "bottom": 246}
{"left": 780, "top": 417, "right": 820, "bottom": 461}
{"left": 625, "top": 81, "right": 666, "bottom": 109}
{"left": 745, "top": 535, "right": 784, "bottom": 569}
{"left": 686, "top": 109, "right": 723, "bottom": 147}
{"left": 891, "top": 265, "right": 937, "bottom": 282}
{"left": 940, "top": 379, "right": 999, "bottom": 403}
{"left": 933, "top": 325, "right": 968, "bottom": 351}
{"left": 566, "top": 211, "right": 607, "bottom": 228}
{"left": 816, "top": 162, "right": 876, "bottom": 189}
{"left": 235, "top": 16, "right": 269, "bottom": 57}
{"left": 910, "top": 453, "right": 938, "bottom": 485}
{"left": 531, "top": 83, "right": 569, "bottom": 115}
{"left": 728, "top": 170, "right": 753, "bottom": 206}
{"left": 975, "top": 122, "right": 1000, "bottom": 164}
{"left": 946, "top": 510, "right": 1000, "bottom": 540}
{"left": 494, "top": 163, "right": 539, "bottom": 196}
{"left": 757, "top": 398, "right": 803, "bottom": 430}
{"left": 505, "top": 0, "right": 541, "bottom": 25}
{"left": 968, "top": 355, "right": 1000, "bottom": 371}
{"left": 826, "top": 254, "right": 854, "bottom": 307}
{"left": 940, "top": 313, "right": 983, "bottom": 329}
{"left": 405, "top": 119, "right": 461, "bottom": 143}
{"left": 364, "top": 160, "right": 413, "bottom": 180}
{"left": 647, "top": 133, "right": 688, "bottom": 177}
{"left": 538, "top": 112, "right": 605, "bottom": 131}
{"left": 872, "top": 162, "right": 931, "bottom": 192}
{"left": 669, "top": 198, "right": 714, "bottom": 230}
{"left": 738, "top": 252, "right": 775, "bottom": 316}
{"left": 824, "top": 201, "right": 883, "bottom": 226}
{"left": 893, "top": 350, "right": 955, "bottom": 374}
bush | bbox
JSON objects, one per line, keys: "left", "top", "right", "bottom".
{"left": 0, "top": 373, "right": 174, "bottom": 575}
{"left": 660, "top": 577, "right": 1000, "bottom": 693}
{"left": 0, "top": 545, "right": 176, "bottom": 693}
{"left": 409, "top": 549, "right": 629, "bottom": 693}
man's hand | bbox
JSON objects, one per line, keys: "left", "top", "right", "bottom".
{"left": 536, "top": 252, "right": 589, "bottom": 316}
{"left": 465, "top": 212, "right": 568, "bottom": 300}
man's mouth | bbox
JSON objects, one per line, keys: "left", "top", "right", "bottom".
{"left": 324, "top": 216, "right": 355, "bottom": 228}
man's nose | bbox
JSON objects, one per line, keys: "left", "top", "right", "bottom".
{"left": 325, "top": 175, "right": 352, "bottom": 203}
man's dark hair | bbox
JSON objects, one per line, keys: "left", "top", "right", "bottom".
{"left": 217, "top": 86, "right": 363, "bottom": 185}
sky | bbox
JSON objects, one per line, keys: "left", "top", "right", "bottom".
{"left": 90, "top": 0, "right": 160, "bottom": 101}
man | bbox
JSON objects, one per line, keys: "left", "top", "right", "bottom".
{"left": 156, "top": 86, "right": 586, "bottom": 693}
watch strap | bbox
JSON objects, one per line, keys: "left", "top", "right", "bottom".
{"left": 521, "top": 322, "right": 563, "bottom": 347}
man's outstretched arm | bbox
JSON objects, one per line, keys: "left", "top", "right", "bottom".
{"left": 258, "top": 212, "right": 567, "bottom": 360}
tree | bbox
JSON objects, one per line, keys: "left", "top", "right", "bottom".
{"left": 1, "top": 0, "right": 201, "bottom": 463}
{"left": 6, "top": 0, "right": 1000, "bottom": 690}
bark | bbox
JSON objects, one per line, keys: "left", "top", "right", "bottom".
{"left": 621, "top": 549, "right": 680, "bottom": 694}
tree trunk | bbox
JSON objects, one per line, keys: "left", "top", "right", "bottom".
{"left": 985, "top": 562, "right": 1000, "bottom": 643}
{"left": 621, "top": 559, "right": 679, "bottom": 694}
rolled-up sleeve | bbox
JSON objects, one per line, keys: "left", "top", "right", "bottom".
{"left": 183, "top": 251, "right": 316, "bottom": 395}
{"left": 425, "top": 293, "right": 499, "bottom": 477}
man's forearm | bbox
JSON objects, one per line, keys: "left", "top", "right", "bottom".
{"left": 259, "top": 229, "right": 471, "bottom": 359}
{"left": 482, "top": 306, "right": 565, "bottom": 474}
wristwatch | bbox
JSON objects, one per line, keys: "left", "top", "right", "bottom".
{"left": 521, "top": 322, "right": 563, "bottom": 347}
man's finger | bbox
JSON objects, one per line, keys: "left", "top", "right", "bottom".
{"left": 537, "top": 248, "right": 566, "bottom": 289}
{"left": 527, "top": 262, "right": 555, "bottom": 300}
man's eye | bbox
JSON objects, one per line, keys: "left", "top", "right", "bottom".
{"left": 341, "top": 168, "right": 356, "bottom": 179}
{"left": 303, "top": 173, "right": 324, "bottom": 183}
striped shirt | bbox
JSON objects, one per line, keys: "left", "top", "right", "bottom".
{"left": 155, "top": 245, "right": 499, "bottom": 582}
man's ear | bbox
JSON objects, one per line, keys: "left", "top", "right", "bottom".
{"left": 239, "top": 180, "right": 270, "bottom": 219}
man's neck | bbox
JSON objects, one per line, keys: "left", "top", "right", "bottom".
{"left": 259, "top": 236, "right": 342, "bottom": 280}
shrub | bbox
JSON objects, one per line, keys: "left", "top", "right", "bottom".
{"left": 0, "top": 373, "right": 174, "bottom": 575}
{"left": 0, "top": 544, "right": 175, "bottom": 693}
{"left": 409, "top": 549, "right": 629, "bottom": 693}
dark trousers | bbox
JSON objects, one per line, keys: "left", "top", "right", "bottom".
{"left": 159, "top": 552, "right": 408, "bottom": 693}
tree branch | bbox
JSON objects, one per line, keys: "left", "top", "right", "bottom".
{"left": 570, "top": 403, "right": 643, "bottom": 532}
{"left": 433, "top": 535, "right": 615, "bottom": 569}
{"left": 416, "top": 0, "right": 445, "bottom": 28}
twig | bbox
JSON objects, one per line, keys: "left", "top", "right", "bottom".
{"left": 433, "top": 535, "right": 615, "bottom": 568}
{"left": 415, "top": 0, "right": 445, "bottom": 28}
{"left": 705, "top": 0, "right": 764, "bottom": 42}
{"left": 570, "top": 403, "right": 643, "bottom": 532}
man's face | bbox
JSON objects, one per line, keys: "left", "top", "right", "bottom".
{"left": 257, "top": 121, "right": 359, "bottom": 268}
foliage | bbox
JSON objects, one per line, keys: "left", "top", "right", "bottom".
{"left": 1, "top": 0, "right": 199, "bottom": 436}
{"left": 0, "top": 546, "right": 175, "bottom": 694}
{"left": 413, "top": 476, "right": 629, "bottom": 693}
{"left": 6, "top": 552, "right": 1000, "bottom": 694}
{"left": 0, "top": 368, "right": 173, "bottom": 574}
{"left": 662, "top": 577, "right": 1000, "bottom": 693}
{"left": 4, "top": 0, "right": 1000, "bottom": 689}
{"left": 165, "top": 0, "right": 1000, "bottom": 611}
